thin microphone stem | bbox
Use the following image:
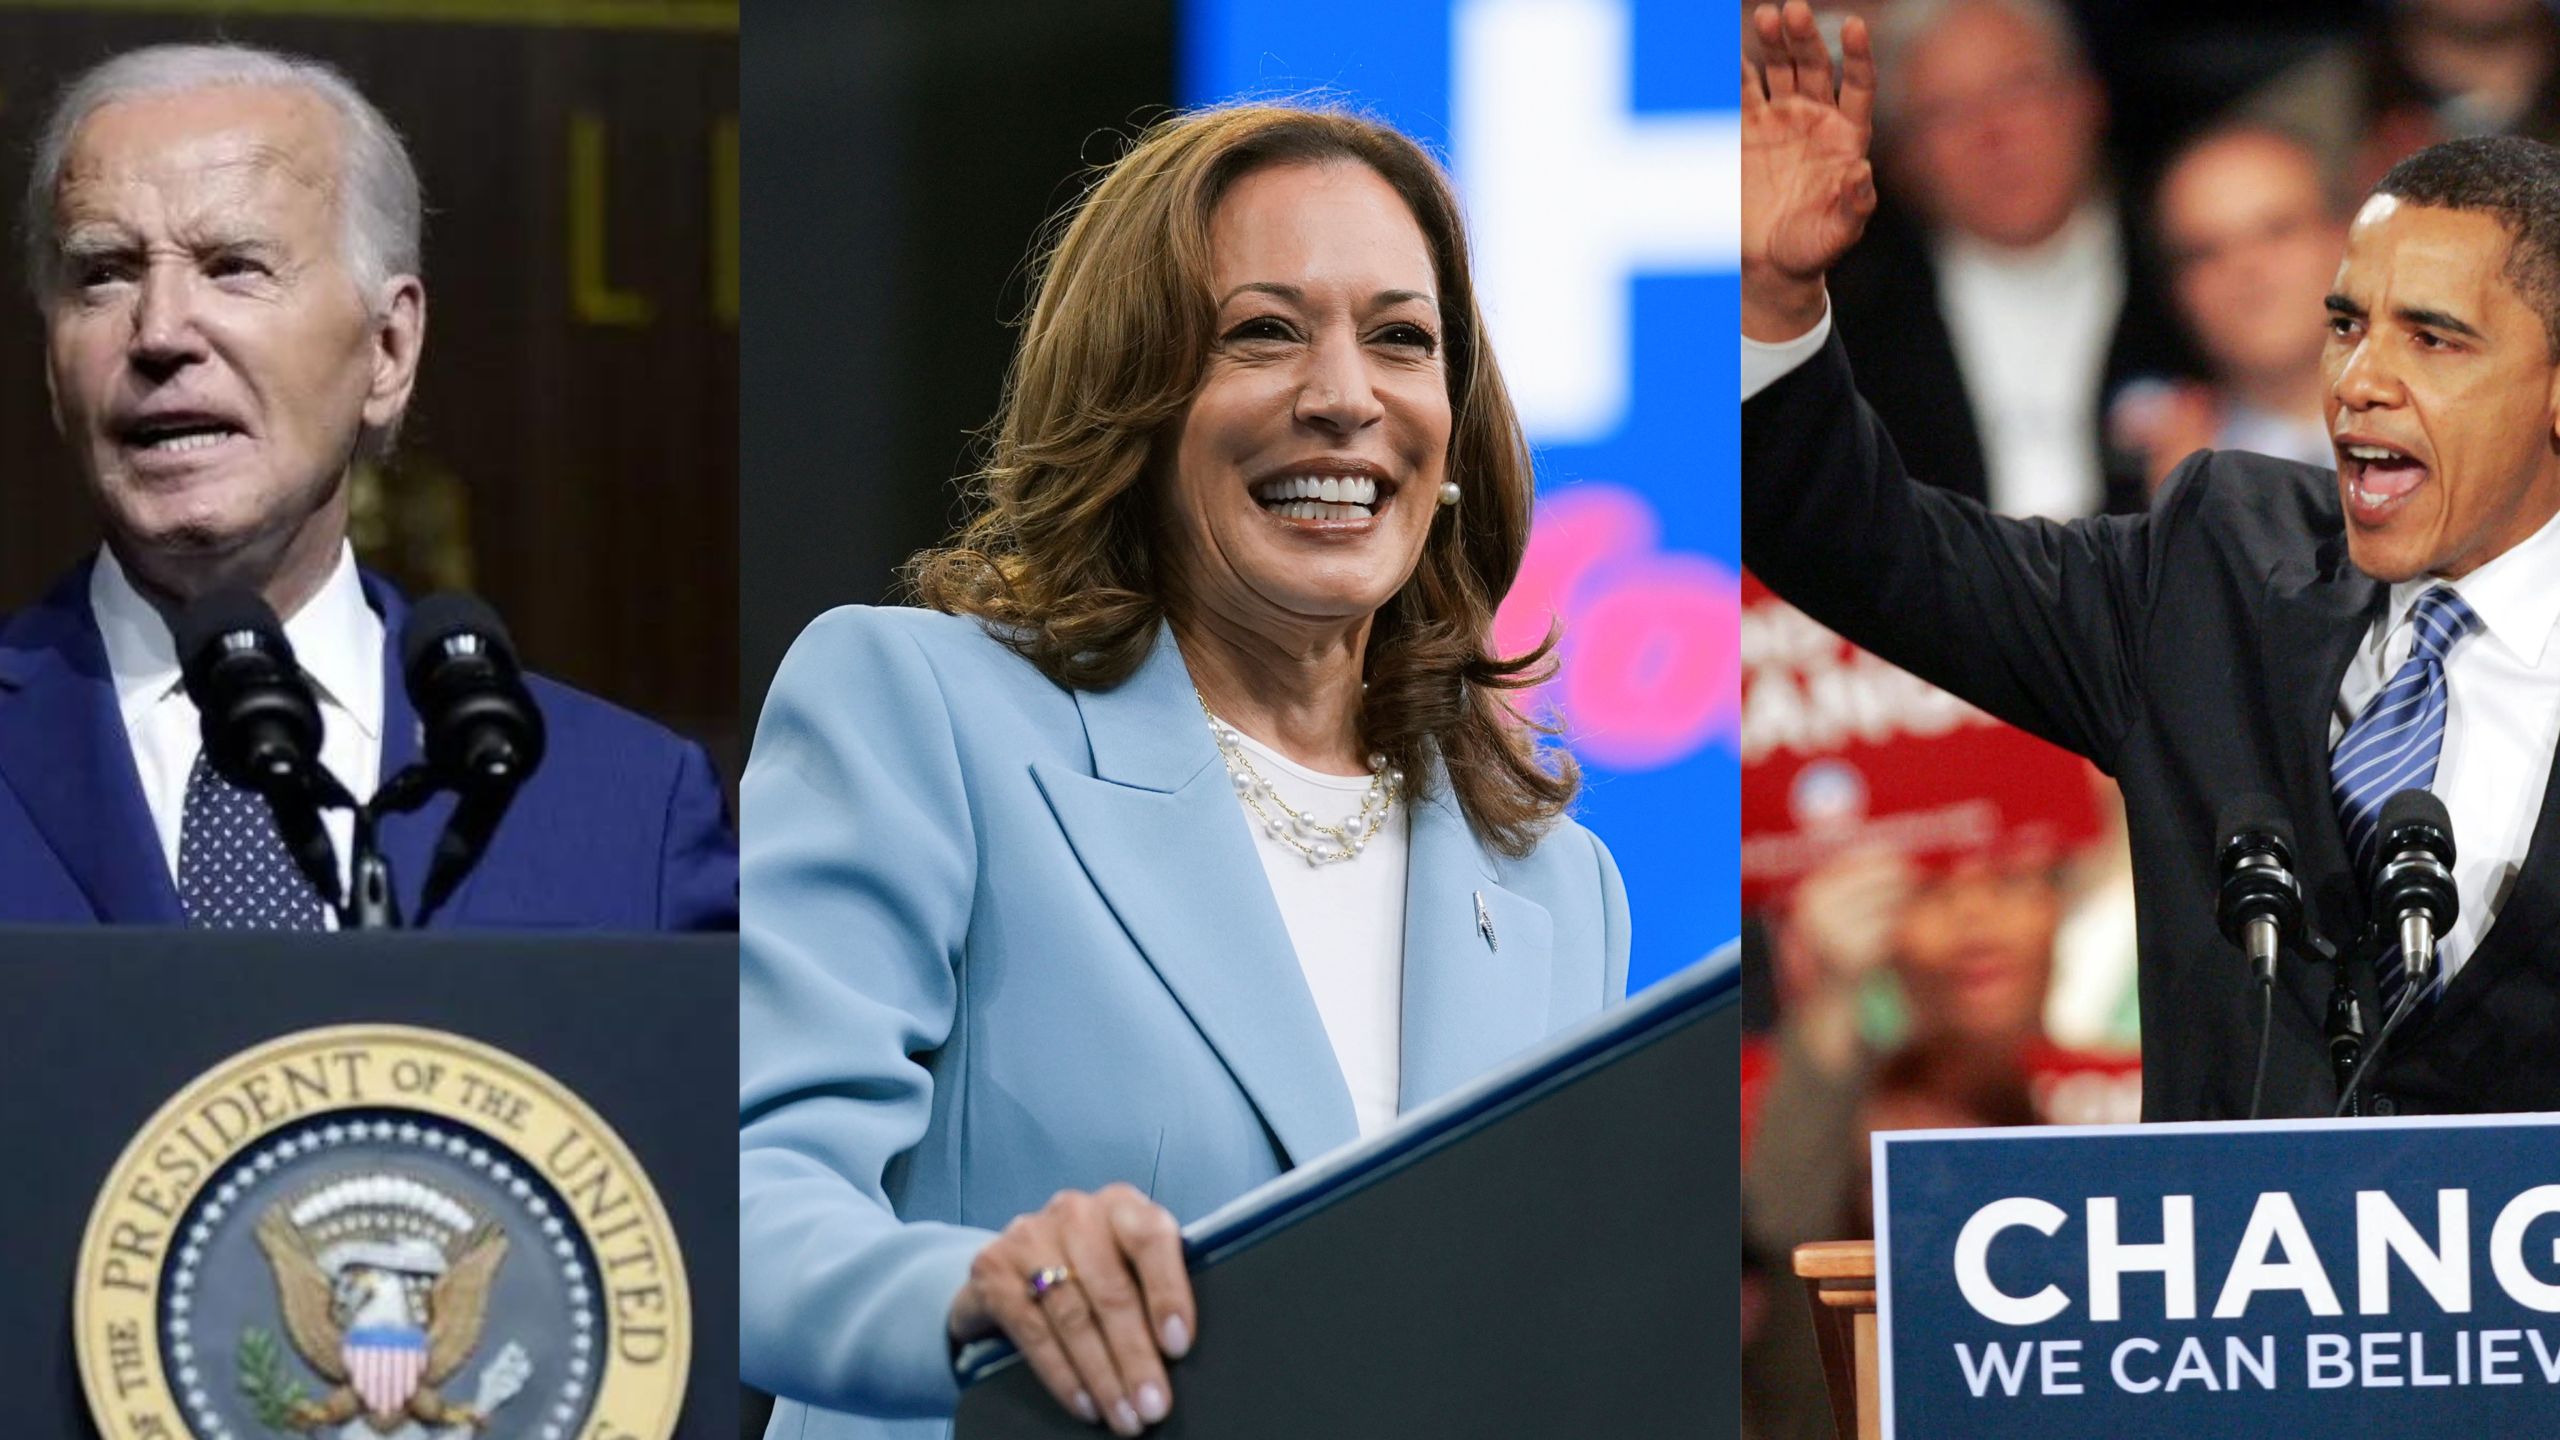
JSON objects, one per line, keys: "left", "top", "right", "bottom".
{"left": 2247, "top": 977, "right": 2275, "bottom": 1120}
{"left": 2331, "top": 981, "right": 2428, "bottom": 1118}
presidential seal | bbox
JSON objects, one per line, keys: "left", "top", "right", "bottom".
{"left": 76, "top": 1026, "right": 688, "bottom": 1440}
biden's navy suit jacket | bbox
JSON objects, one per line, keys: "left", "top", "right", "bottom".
{"left": 0, "top": 564, "right": 736, "bottom": 930}
{"left": 739, "top": 607, "right": 1629, "bottom": 1438}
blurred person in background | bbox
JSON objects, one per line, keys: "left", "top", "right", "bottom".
{"left": 2, "top": 45, "right": 735, "bottom": 930}
{"left": 2115, "top": 124, "right": 2349, "bottom": 495}
{"left": 1798, "top": 0, "right": 2197, "bottom": 519}
{"left": 2244, "top": 0, "right": 2560, "bottom": 199}
{"left": 1738, "top": 842, "right": 2063, "bottom": 1440}
{"left": 739, "top": 105, "right": 1627, "bottom": 1440}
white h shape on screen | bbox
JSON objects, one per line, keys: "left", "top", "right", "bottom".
{"left": 1455, "top": 0, "right": 1735, "bottom": 443}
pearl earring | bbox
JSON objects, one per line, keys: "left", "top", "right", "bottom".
{"left": 1438, "top": 480, "right": 1462, "bottom": 508}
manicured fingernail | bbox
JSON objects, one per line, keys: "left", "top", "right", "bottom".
{"left": 1137, "top": 1382, "right": 1169, "bottom": 1422}
{"left": 1160, "top": 1315, "right": 1190, "bottom": 1357}
{"left": 1111, "top": 1399, "right": 1143, "bottom": 1435}
{"left": 1072, "top": 1391, "right": 1098, "bottom": 1424}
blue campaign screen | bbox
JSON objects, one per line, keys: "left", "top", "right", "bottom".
{"left": 1181, "top": 0, "right": 1737, "bottom": 992}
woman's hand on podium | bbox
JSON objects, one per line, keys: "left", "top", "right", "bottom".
{"left": 949, "top": 1182, "right": 1196, "bottom": 1435}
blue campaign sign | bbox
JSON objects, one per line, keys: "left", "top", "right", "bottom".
{"left": 1876, "top": 1117, "right": 2560, "bottom": 1435}
{"left": 1182, "top": 0, "right": 1735, "bottom": 993}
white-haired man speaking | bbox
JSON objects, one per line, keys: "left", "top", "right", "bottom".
{"left": 1, "top": 45, "right": 735, "bottom": 930}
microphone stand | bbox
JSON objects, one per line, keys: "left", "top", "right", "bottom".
{"left": 333, "top": 766, "right": 442, "bottom": 930}
{"left": 320, "top": 763, "right": 522, "bottom": 931}
{"left": 2327, "top": 975, "right": 2365, "bottom": 1115}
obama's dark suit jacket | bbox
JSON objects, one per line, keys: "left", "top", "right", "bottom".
{"left": 1744, "top": 331, "right": 2560, "bottom": 1119}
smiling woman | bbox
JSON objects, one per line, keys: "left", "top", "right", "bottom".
{"left": 739, "top": 103, "right": 1631, "bottom": 1440}
{"left": 907, "top": 106, "right": 1569, "bottom": 853}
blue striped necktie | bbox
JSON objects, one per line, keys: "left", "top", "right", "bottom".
{"left": 2331, "top": 584, "right": 2479, "bottom": 1012}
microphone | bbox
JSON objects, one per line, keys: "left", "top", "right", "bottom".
{"left": 2216, "top": 797, "right": 2303, "bottom": 989}
{"left": 2372, "top": 789, "right": 2458, "bottom": 1003}
{"left": 400, "top": 595, "right": 544, "bottom": 925}
{"left": 174, "top": 589, "right": 325, "bottom": 791}
{"left": 2333, "top": 790, "right": 2460, "bottom": 1117}
{"left": 403, "top": 593, "right": 546, "bottom": 792}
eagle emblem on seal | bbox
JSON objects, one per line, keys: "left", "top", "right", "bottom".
{"left": 249, "top": 1174, "right": 532, "bottom": 1435}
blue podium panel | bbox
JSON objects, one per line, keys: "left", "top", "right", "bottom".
{"left": 1875, "top": 1117, "right": 2560, "bottom": 1437}
{"left": 0, "top": 929, "right": 736, "bottom": 1438}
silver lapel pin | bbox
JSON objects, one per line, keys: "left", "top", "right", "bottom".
{"left": 1474, "top": 890, "right": 1499, "bottom": 952}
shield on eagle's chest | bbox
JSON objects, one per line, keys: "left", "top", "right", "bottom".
{"left": 343, "top": 1324, "right": 429, "bottom": 1416}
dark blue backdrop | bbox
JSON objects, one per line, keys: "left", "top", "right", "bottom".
{"left": 1879, "top": 1118, "right": 2560, "bottom": 1435}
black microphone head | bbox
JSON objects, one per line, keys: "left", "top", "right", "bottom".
{"left": 2216, "top": 796, "right": 2294, "bottom": 871}
{"left": 2216, "top": 794, "right": 2303, "bottom": 951}
{"left": 173, "top": 588, "right": 291, "bottom": 689}
{"left": 402, "top": 592, "right": 544, "bottom": 790}
{"left": 2377, "top": 788, "right": 2456, "bottom": 868}
{"left": 172, "top": 588, "right": 320, "bottom": 788}
{"left": 402, "top": 591, "right": 515, "bottom": 679}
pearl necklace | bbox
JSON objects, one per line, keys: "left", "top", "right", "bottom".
{"left": 1198, "top": 692, "right": 1402, "bottom": 866}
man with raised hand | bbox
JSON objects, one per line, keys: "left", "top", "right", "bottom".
{"left": 1743, "top": 0, "right": 2560, "bottom": 1117}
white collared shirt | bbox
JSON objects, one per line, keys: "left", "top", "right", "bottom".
{"left": 1740, "top": 296, "right": 1833, "bottom": 402}
{"left": 91, "top": 542, "right": 385, "bottom": 900}
{"left": 2331, "top": 507, "right": 2560, "bottom": 983}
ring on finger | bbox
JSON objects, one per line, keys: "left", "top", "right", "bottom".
{"left": 1028, "top": 1264, "right": 1075, "bottom": 1302}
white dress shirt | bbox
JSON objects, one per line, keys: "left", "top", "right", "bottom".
{"left": 1219, "top": 723, "right": 1409, "bottom": 1138}
{"left": 91, "top": 543, "right": 385, "bottom": 901}
{"left": 2329, "top": 508, "right": 2560, "bottom": 984}
{"left": 1741, "top": 299, "right": 1833, "bottom": 402}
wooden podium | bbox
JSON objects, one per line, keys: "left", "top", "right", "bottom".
{"left": 1793, "top": 1239, "right": 1878, "bottom": 1440}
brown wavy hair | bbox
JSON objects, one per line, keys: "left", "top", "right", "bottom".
{"left": 905, "top": 104, "right": 1575, "bottom": 856}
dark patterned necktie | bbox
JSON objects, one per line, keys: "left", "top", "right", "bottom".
{"left": 177, "top": 749, "right": 327, "bottom": 930}
{"left": 2330, "top": 585, "right": 2480, "bottom": 1013}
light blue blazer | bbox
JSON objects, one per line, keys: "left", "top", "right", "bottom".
{"left": 739, "top": 606, "right": 1629, "bottom": 1439}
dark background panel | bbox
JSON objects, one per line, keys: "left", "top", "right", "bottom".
{"left": 0, "top": 2, "right": 738, "bottom": 765}
{"left": 738, "top": 0, "right": 1174, "bottom": 740}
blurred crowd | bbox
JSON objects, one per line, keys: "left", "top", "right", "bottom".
{"left": 1737, "top": 1, "right": 2560, "bottom": 1434}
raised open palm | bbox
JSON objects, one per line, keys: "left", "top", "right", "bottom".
{"left": 1742, "top": 3, "right": 1878, "bottom": 299}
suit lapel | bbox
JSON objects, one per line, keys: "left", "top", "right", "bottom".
{"left": 1396, "top": 781, "right": 1553, "bottom": 1106}
{"left": 2260, "top": 539, "right": 2384, "bottom": 929}
{"left": 1031, "top": 625, "right": 1360, "bottom": 1167}
{"left": 359, "top": 575, "right": 453, "bottom": 921}
{"left": 0, "top": 568, "right": 182, "bottom": 923}
{"left": 2434, "top": 778, "right": 2560, "bottom": 1027}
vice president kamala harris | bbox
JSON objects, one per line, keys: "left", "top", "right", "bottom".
{"left": 740, "top": 105, "right": 1630, "bottom": 1439}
